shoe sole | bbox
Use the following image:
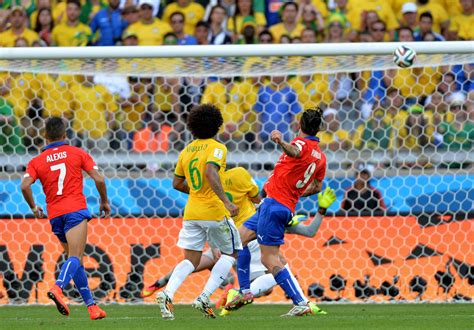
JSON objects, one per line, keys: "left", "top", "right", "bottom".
{"left": 47, "top": 291, "right": 69, "bottom": 316}
{"left": 91, "top": 314, "right": 106, "bottom": 320}
{"left": 225, "top": 298, "right": 253, "bottom": 311}
{"left": 192, "top": 301, "right": 216, "bottom": 319}
{"left": 156, "top": 295, "right": 174, "bottom": 320}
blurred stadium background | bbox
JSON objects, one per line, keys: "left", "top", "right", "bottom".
{"left": 0, "top": 0, "right": 472, "bottom": 307}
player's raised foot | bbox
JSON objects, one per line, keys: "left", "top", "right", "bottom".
{"left": 47, "top": 285, "right": 70, "bottom": 316}
{"left": 219, "top": 308, "right": 231, "bottom": 317}
{"left": 281, "top": 304, "right": 312, "bottom": 317}
{"left": 224, "top": 291, "right": 253, "bottom": 311}
{"left": 216, "top": 284, "right": 234, "bottom": 309}
{"left": 309, "top": 301, "right": 327, "bottom": 315}
{"left": 192, "top": 294, "right": 216, "bottom": 319}
{"left": 88, "top": 304, "right": 106, "bottom": 320}
{"left": 156, "top": 291, "right": 174, "bottom": 320}
{"left": 142, "top": 281, "right": 164, "bottom": 298}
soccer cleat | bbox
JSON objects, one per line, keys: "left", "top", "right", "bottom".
{"left": 192, "top": 295, "right": 216, "bottom": 319}
{"left": 142, "top": 282, "right": 162, "bottom": 298}
{"left": 216, "top": 284, "right": 234, "bottom": 310}
{"left": 224, "top": 291, "right": 253, "bottom": 311}
{"left": 219, "top": 308, "right": 231, "bottom": 317}
{"left": 281, "top": 304, "right": 312, "bottom": 317}
{"left": 156, "top": 291, "right": 174, "bottom": 320}
{"left": 309, "top": 301, "right": 327, "bottom": 315}
{"left": 47, "top": 285, "right": 70, "bottom": 316}
{"left": 88, "top": 304, "right": 106, "bottom": 320}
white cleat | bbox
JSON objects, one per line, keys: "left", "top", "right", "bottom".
{"left": 281, "top": 304, "right": 312, "bottom": 317}
{"left": 156, "top": 291, "right": 174, "bottom": 320}
{"left": 192, "top": 295, "right": 216, "bottom": 319}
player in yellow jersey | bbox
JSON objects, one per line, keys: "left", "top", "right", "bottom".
{"left": 156, "top": 104, "right": 241, "bottom": 320}
{"left": 143, "top": 166, "right": 261, "bottom": 297}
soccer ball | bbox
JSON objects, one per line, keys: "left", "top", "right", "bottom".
{"left": 393, "top": 45, "right": 416, "bottom": 68}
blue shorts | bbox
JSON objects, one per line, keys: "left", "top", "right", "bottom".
{"left": 50, "top": 209, "right": 91, "bottom": 243}
{"left": 243, "top": 198, "right": 292, "bottom": 246}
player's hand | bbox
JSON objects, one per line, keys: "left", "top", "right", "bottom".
{"left": 287, "top": 214, "right": 307, "bottom": 227}
{"left": 270, "top": 130, "right": 283, "bottom": 144}
{"left": 318, "top": 187, "right": 337, "bottom": 209}
{"left": 225, "top": 202, "right": 239, "bottom": 217}
{"left": 211, "top": 248, "right": 222, "bottom": 260}
{"left": 100, "top": 201, "right": 111, "bottom": 217}
{"left": 31, "top": 205, "right": 44, "bottom": 218}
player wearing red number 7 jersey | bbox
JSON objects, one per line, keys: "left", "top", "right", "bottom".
{"left": 226, "top": 108, "right": 327, "bottom": 317}
{"left": 20, "top": 117, "right": 110, "bottom": 320}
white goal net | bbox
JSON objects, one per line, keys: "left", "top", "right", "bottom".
{"left": 0, "top": 42, "right": 472, "bottom": 304}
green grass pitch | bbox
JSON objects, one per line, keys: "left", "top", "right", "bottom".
{"left": 1, "top": 304, "right": 472, "bottom": 329}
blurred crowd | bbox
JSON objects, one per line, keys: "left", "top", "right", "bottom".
{"left": 0, "top": 0, "right": 473, "bottom": 157}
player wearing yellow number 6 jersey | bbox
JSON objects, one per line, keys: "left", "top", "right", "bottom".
{"left": 143, "top": 167, "right": 261, "bottom": 298}
{"left": 156, "top": 104, "right": 242, "bottom": 320}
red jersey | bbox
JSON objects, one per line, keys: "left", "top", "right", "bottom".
{"left": 264, "top": 136, "right": 327, "bottom": 212}
{"left": 25, "top": 142, "right": 97, "bottom": 219}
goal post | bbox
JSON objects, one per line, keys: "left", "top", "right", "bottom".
{"left": 0, "top": 42, "right": 472, "bottom": 304}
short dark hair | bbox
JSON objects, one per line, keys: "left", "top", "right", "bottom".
{"left": 419, "top": 11, "right": 433, "bottom": 22}
{"left": 187, "top": 104, "right": 223, "bottom": 139}
{"left": 281, "top": 2, "right": 298, "bottom": 12}
{"left": 170, "top": 11, "right": 185, "bottom": 22}
{"left": 300, "top": 107, "right": 323, "bottom": 136}
{"left": 67, "top": 0, "right": 81, "bottom": 8}
{"left": 45, "top": 117, "right": 66, "bottom": 141}
{"left": 195, "top": 20, "right": 210, "bottom": 30}
{"left": 258, "top": 29, "right": 274, "bottom": 41}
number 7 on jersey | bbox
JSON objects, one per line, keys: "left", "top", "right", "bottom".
{"left": 50, "top": 163, "right": 66, "bottom": 195}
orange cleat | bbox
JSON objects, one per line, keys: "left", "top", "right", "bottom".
{"left": 88, "top": 304, "right": 107, "bottom": 320}
{"left": 47, "top": 285, "right": 70, "bottom": 316}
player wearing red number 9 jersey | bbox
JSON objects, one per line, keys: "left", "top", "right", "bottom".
{"left": 229, "top": 108, "right": 327, "bottom": 317}
{"left": 20, "top": 117, "right": 110, "bottom": 320}
{"left": 264, "top": 135, "right": 326, "bottom": 213}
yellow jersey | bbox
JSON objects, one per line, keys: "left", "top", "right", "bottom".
{"left": 289, "top": 75, "right": 331, "bottom": 108}
{"left": 51, "top": 22, "right": 91, "bottom": 46}
{"left": 33, "top": 73, "right": 75, "bottom": 117}
{"left": 450, "top": 13, "right": 474, "bottom": 40}
{"left": 348, "top": 0, "right": 398, "bottom": 31}
{"left": 318, "top": 129, "right": 351, "bottom": 149}
{"left": 416, "top": 2, "right": 449, "bottom": 33}
{"left": 269, "top": 23, "right": 305, "bottom": 41}
{"left": 227, "top": 13, "right": 267, "bottom": 33}
{"left": 120, "top": 84, "right": 149, "bottom": 132}
{"left": 162, "top": 2, "right": 205, "bottom": 35}
{"left": 222, "top": 167, "right": 259, "bottom": 228}
{"left": 125, "top": 19, "right": 171, "bottom": 45}
{"left": 70, "top": 83, "right": 118, "bottom": 138}
{"left": 175, "top": 138, "right": 228, "bottom": 221}
{"left": 0, "top": 72, "right": 36, "bottom": 117}
{"left": 0, "top": 28, "right": 39, "bottom": 47}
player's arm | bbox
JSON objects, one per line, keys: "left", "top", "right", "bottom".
{"left": 270, "top": 130, "right": 301, "bottom": 158}
{"left": 206, "top": 163, "right": 239, "bottom": 216}
{"left": 301, "top": 179, "right": 323, "bottom": 197}
{"left": 172, "top": 175, "right": 190, "bottom": 194}
{"left": 20, "top": 175, "right": 44, "bottom": 218}
{"left": 250, "top": 194, "right": 262, "bottom": 204}
{"left": 87, "top": 169, "right": 110, "bottom": 217}
{"left": 286, "top": 187, "right": 336, "bottom": 237}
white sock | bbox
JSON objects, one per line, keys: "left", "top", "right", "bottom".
{"left": 285, "top": 264, "right": 309, "bottom": 304}
{"left": 202, "top": 254, "right": 235, "bottom": 299}
{"left": 250, "top": 273, "right": 276, "bottom": 297}
{"left": 164, "top": 259, "right": 195, "bottom": 300}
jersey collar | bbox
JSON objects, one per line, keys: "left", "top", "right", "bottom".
{"left": 43, "top": 141, "right": 68, "bottom": 151}
{"left": 304, "top": 136, "right": 320, "bottom": 142}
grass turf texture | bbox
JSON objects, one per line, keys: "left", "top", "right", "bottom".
{"left": 0, "top": 304, "right": 472, "bottom": 329}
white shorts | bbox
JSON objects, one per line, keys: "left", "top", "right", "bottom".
{"left": 177, "top": 218, "right": 242, "bottom": 255}
{"left": 248, "top": 239, "right": 268, "bottom": 280}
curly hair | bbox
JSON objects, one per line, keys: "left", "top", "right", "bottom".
{"left": 187, "top": 104, "right": 224, "bottom": 139}
{"left": 300, "top": 107, "right": 323, "bottom": 136}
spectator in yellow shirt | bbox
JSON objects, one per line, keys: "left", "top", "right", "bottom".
{"left": 0, "top": 6, "right": 39, "bottom": 47}
{"left": 449, "top": 0, "right": 473, "bottom": 40}
{"left": 415, "top": 0, "right": 449, "bottom": 35}
{"left": 347, "top": 0, "right": 399, "bottom": 35}
{"left": 399, "top": 2, "right": 419, "bottom": 31}
{"left": 398, "top": 104, "right": 433, "bottom": 151}
{"left": 318, "top": 108, "right": 351, "bottom": 151}
{"left": 228, "top": 0, "right": 267, "bottom": 38}
{"left": 70, "top": 62, "right": 118, "bottom": 151}
{"left": 51, "top": 0, "right": 91, "bottom": 46}
{"left": 33, "top": 73, "right": 75, "bottom": 118}
{"left": 163, "top": 0, "right": 205, "bottom": 35}
{"left": 0, "top": 72, "right": 36, "bottom": 118}
{"left": 269, "top": 2, "right": 305, "bottom": 41}
{"left": 125, "top": 1, "right": 171, "bottom": 45}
